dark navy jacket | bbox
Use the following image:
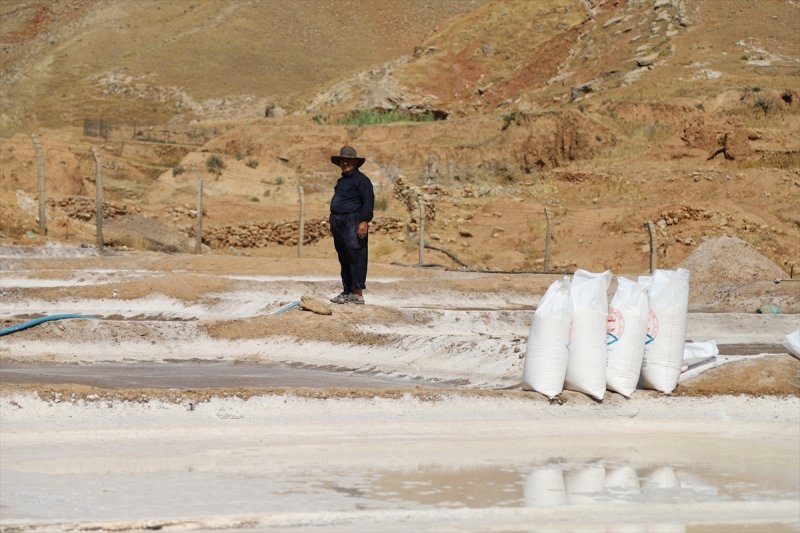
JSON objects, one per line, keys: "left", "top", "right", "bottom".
{"left": 330, "top": 169, "right": 374, "bottom": 222}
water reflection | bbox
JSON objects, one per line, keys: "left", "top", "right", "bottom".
{"left": 349, "top": 459, "right": 797, "bottom": 531}
{"left": 366, "top": 458, "right": 796, "bottom": 512}
{"left": 4, "top": 457, "right": 796, "bottom": 530}
{"left": 524, "top": 462, "right": 719, "bottom": 507}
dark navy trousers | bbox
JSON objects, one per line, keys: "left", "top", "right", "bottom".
{"left": 329, "top": 212, "right": 368, "bottom": 292}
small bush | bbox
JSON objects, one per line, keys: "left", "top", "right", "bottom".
{"left": 246, "top": 159, "right": 259, "bottom": 169}
{"left": 138, "top": 136, "right": 166, "bottom": 144}
{"left": 755, "top": 97, "right": 774, "bottom": 115}
{"left": 172, "top": 165, "right": 185, "bottom": 177}
{"left": 502, "top": 112, "right": 519, "bottom": 130}
{"left": 206, "top": 154, "right": 226, "bottom": 176}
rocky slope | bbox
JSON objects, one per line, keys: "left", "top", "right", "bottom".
{"left": 1, "top": 0, "right": 798, "bottom": 280}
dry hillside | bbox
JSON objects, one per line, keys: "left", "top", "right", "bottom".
{"left": 0, "top": 0, "right": 486, "bottom": 132}
{"left": 1, "top": 0, "right": 799, "bottom": 290}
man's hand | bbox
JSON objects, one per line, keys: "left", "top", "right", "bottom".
{"left": 357, "top": 221, "right": 369, "bottom": 238}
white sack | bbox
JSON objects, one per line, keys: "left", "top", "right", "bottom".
{"left": 605, "top": 276, "right": 650, "bottom": 397}
{"left": 637, "top": 268, "right": 690, "bottom": 393}
{"left": 682, "top": 340, "right": 719, "bottom": 372}
{"left": 783, "top": 329, "right": 800, "bottom": 360}
{"left": 683, "top": 339, "right": 719, "bottom": 360}
{"left": 564, "top": 269, "right": 612, "bottom": 400}
{"left": 522, "top": 276, "right": 572, "bottom": 398}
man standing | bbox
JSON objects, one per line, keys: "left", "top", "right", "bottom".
{"left": 329, "top": 146, "right": 375, "bottom": 305}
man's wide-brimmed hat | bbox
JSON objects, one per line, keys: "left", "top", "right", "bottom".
{"left": 331, "top": 145, "right": 365, "bottom": 167}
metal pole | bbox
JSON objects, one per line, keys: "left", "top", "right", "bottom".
{"left": 418, "top": 197, "right": 425, "bottom": 265}
{"left": 91, "top": 147, "right": 104, "bottom": 249}
{"left": 544, "top": 208, "right": 552, "bottom": 273}
{"left": 646, "top": 220, "right": 656, "bottom": 274}
{"left": 31, "top": 134, "right": 46, "bottom": 236}
{"left": 193, "top": 165, "right": 203, "bottom": 254}
{"left": 298, "top": 186, "right": 305, "bottom": 257}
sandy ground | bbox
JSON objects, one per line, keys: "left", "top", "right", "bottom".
{"left": 1, "top": 243, "right": 799, "bottom": 532}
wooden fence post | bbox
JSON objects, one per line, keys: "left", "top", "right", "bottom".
{"left": 31, "top": 134, "right": 46, "bottom": 236}
{"left": 298, "top": 186, "right": 305, "bottom": 257}
{"left": 91, "top": 147, "right": 104, "bottom": 249}
{"left": 645, "top": 220, "right": 656, "bottom": 274}
{"left": 193, "top": 165, "right": 203, "bottom": 254}
{"left": 418, "top": 197, "right": 425, "bottom": 265}
{"left": 544, "top": 207, "right": 552, "bottom": 273}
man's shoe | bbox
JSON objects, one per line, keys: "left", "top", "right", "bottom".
{"left": 330, "top": 291, "right": 351, "bottom": 304}
{"left": 348, "top": 293, "right": 365, "bottom": 305}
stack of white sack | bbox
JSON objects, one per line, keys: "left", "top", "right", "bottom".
{"left": 522, "top": 268, "right": 691, "bottom": 399}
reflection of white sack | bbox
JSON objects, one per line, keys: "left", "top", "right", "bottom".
{"left": 783, "top": 329, "right": 800, "bottom": 360}
{"left": 638, "top": 269, "right": 690, "bottom": 393}
{"left": 644, "top": 465, "right": 681, "bottom": 490}
{"left": 675, "top": 471, "right": 717, "bottom": 497}
{"left": 565, "top": 269, "right": 612, "bottom": 400}
{"left": 523, "top": 467, "right": 567, "bottom": 507}
{"left": 522, "top": 276, "right": 572, "bottom": 398}
{"left": 607, "top": 523, "right": 650, "bottom": 533}
{"left": 604, "top": 465, "right": 641, "bottom": 496}
{"left": 565, "top": 463, "right": 606, "bottom": 504}
{"left": 647, "top": 525, "right": 686, "bottom": 533}
{"left": 606, "top": 277, "right": 650, "bottom": 397}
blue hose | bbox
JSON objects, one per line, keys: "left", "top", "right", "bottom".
{"left": 0, "top": 314, "right": 99, "bottom": 337}
{"left": 272, "top": 301, "right": 300, "bottom": 315}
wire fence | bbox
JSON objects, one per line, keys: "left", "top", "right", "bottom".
{"left": 83, "top": 118, "right": 216, "bottom": 146}
{"left": 9, "top": 133, "right": 665, "bottom": 273}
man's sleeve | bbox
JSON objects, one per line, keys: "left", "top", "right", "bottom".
{"left": 359, "top": 176, "right": 375, "bottom": 222}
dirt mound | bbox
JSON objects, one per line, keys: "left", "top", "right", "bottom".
{"left": 0, "top": 134, "right": 87, "bottom": 196}
{"left": 676, "top": 354, "right": 800, "bottom": 396}
{"left": 680, "top": 236, "right": 798, "bottom": 313}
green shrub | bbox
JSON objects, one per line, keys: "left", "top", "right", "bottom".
{"left": 246, "top": 159, "right": 259, "bottom": 169}
{"left": 336, "top": 109, "right": 437, "bottom": 125}
{"left": 755, "top": 97, "right": 774, "bottom": 115}
{"left": 206, "top": 154, "right": 226, "bottom": 176}
{"left": 172, "top": 165, "right": 185, "bottom": 176}
{"left": 502, "top": 112, "right": 518, "bottom": 130}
